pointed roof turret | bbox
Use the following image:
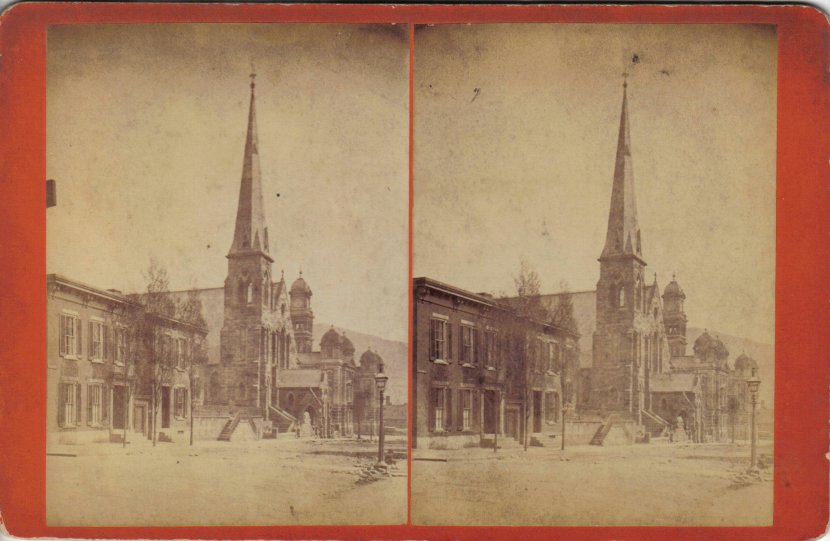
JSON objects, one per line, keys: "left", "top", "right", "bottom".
{"left": 600, "top": 81, "right": 645, "bottom": 264}
{"left": 228, "top": 71, "right": 272, "bottom": 262}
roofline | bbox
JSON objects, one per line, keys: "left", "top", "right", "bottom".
{"left": 48, "top": 274, "right": 208, "bottom": 334}
{"left": 413, "top": 276, "right": 502, "bottom": 309}
{"left": 414, "top": 276, "right": 579, "bottom": 338}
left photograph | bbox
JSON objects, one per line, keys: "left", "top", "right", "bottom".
{"left": 45, "top": 23, "right": 409, "bottom": 526}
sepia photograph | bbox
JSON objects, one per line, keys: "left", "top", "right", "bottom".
{"left": 45, "top": 23, "right": 409, "bottom": 526}
{"left": 411, "top": 23, "right": 776, "bottom": 526}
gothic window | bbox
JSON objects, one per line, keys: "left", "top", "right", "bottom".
{"left": 247, "top": 282, "right": 253, "bottom": 304}
{"left": 653, "top": 307, "right": 658, "bottom": 320}
{"left": 636, "top": 230, "right": 642, "bottom": 253}
{"left": 617, "top": 284, "right": 625, "bottom": 308}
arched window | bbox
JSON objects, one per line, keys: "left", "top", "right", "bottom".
{"left": 617, "top": 284, "right": 625, "bottom": 308}
{"left": 247, "top": 282, "right": 253, "bottom": 304}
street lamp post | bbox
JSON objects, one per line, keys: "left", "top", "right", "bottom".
{"left": 375, "top": 362, "right": 389, "bottom": 470}
{"left": 746, "top": 368, "right": 761, "bottom": 471}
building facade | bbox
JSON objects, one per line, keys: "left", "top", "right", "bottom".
{"left": 47, "top": 274, "right": 207, "bottom": 446}
{"left": 412, "top": 278, "right": 579, "bottom": 450}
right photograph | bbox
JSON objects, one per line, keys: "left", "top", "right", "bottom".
{"left": 411, "top": 24, "right": 776, "bottom": 526}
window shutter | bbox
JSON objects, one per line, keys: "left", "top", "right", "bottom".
{"left": 428, "top": 321, "right": 436, "bottom": 360}
{"left": 457, "top": 391, "right": 464, "bottom": 431}
{"left": 473, "top": 329, "right": 480, "bottom": 366}
{"left": 103, "top": 325, "right": 110, "bottom": 360}
{"left": 447, "top": 323, "right": 453, "bottom": 362}
{"left": 76, "top": 319, "right": 83, "bottom": 358}
{"left": 445, "top": 389, "right": 453, "bottom": 431}
{"left": 102, "top": 385, "right": 109, "bottom": 424}
{"left": 88, "top": 322, "right": 93, "bottom": 358}
{"left": 58, "top": 383, "right": 66, "bottom": 427}
{"left": 74, "top": 383, "right": 82, "bottom": 425}
{"left": 59, "top": 315, "right": 66, "bottom": 356}
{"left": 87, "top": 385, "right": 93, "bottom": 425}
{"left": 473, "top": 390, "right": 480, "bottom": 430}
{"left": 428, "top": 389, "right": 436, "bottom": 431}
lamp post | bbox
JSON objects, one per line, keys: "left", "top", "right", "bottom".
{"left": 375, "top": 362, "right": 389, "bottom": 469}
{"left": 746, "top": 368, "right": 761, "bottom": 471}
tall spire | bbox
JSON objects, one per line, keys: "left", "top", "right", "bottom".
{"left": 600, "top": 80, "right": 644, "bottom": 264}
{"left": 229, "top": 71, "right": 272, "bottom": 261}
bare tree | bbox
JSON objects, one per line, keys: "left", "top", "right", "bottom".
{"left": 502, "top": 261, "right": 547, "bottom": 452}
{"left": 126, "top": 259, "right": 178, "bottom": 447}
{"left": 176, "top": 288, "right": 208, "bottom": 446}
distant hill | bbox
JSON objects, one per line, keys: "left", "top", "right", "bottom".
{"left": 687, "top": 327, "right": 774, "bottom": 406}
{"left": 314, "top": 323, "right": 407, "bottom": 404}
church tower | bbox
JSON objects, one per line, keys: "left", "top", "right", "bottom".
{"left": 290, "top": 272, "right": 314, "bottom": 353}
{"left": 591, "top": 81, "right": 650, "bottom": 419}
{"left": 218, "top": 73, "right": 277, "bottom": 408}
{"left": 662, "top": 274, "right": 688, "bottom": 358}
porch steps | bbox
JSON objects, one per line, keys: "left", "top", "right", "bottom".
{"left": 589, "top": 414, "right": 618, "bottom": 446}
{"left": 217, "top": 411, "right": 242, "bottom": 441}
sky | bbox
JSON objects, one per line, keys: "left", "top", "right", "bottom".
{"left": 47, "top": 23, "right": 409, "bottom": 343}
{"left": 413, "top": 24, "right": 777, "bottom": 345}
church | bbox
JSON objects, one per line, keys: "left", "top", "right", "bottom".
{"left": 179, "top": 74, "right": 389, "bottom": 441}
{"left": 572, "top": 81, "right": 760, "bottom": 444}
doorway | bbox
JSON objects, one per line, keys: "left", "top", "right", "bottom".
{"left": 133, "top": 403, "right": 147, "bottom": 435}
{"left": 112, "top": 385, "right": 127, "bottom": 430}
{"left": 161, "top": 386, "right": 171, "bottom": 429}
{"left": 483, "top": 390, "right": 498, "bottom": 434}
{"left": 532, "top": 391, "right": 542, "bottom": 433}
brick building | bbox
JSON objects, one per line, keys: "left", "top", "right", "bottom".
{"left": 47, "top": 274, "right": 207, "bottom": 446}
{"left": 412, "top": 278, "right": 579, "bottom": 450}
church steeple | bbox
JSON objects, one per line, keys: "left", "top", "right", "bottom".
{"left": 229, "top": 72, "right": 272, "bottom": 262}
{"left": 600, "top": 81, "right": 644, "bottom": 264}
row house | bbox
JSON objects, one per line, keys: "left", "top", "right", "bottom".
{"left": 47, "top": 274, "right": 207, "bottom": 446}
{"left": 413, "top": 277, "right": 579, "bottom": 450}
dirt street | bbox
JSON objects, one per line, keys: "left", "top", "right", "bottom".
{"left": 411, "top": 440, "right": 773, "bottom": 526}
{"left": 47, "top": 437, "right": 407, "bottom": 526}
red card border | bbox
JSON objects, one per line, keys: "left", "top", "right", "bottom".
{"left": 0, "top": 3, "right": 827, "bottom": 540}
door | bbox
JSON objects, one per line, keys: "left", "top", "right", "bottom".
{"left": 161, "top": 386, "right": 171, "bottom": 429}
{"left": 533, "top": 391, "right": 542, "bottom": 433}
{"left": 505, "top": 409, "right": 519, "bottom": 440}
{"left": 133, "top": 404, "right": 146, "bottom": 434}
{"left": 483, "top": 390, "right": 498, "bottom": 433}
{"left": 112, "top": 386, "right": 127, "bottom": 430}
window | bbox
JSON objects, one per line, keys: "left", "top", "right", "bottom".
{"left": 89, "top": 320, "right": 103, "bottom": 361}
{"left": 87, "top": 383, "right": 104, "bottom": 426}
{"left": 429, "top": 318, "right": 450, "bottom": 361}
{"left": 461, "top": 325, "right": 475, "bottom": 365}
{"left": 346, "top": 376, "right": 353, "bottom": 402}
{"left": 432, "top": 388, "right": 446, "bottom": 431}
{"left": 116, "top": 328, "right": 126, "bottom": 364}
{"left": 484, "top": 330, "right": 496, "bottom": 368}
{"left": 59, "top": 313, "right": 82, "bottom": 357}
{"left": 176, "top": 338, "right": 187, "bottom": 370}
{"left": 59, "top": 382, "right": 81, "bottom": 426}
{"left": 545, "top": 391, "right": 558, "bottom": 422}
{"left": 174, "top": 387, "right": 187, "bottom": 418}
{"left": 462, "top": 389, "right": 472, "bottom": 430}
